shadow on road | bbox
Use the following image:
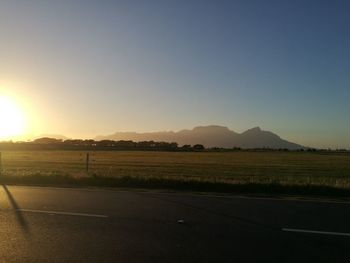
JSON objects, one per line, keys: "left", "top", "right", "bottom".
{"left": 2, "top": 184, "right": 30, "bottom": 234}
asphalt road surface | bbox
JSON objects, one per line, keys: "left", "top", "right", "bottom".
{"left": 0, "top": 185, "right": 350, "bottom": 262}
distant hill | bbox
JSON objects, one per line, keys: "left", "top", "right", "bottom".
{"left": 95, "top": 125, "right": 304, "bottom": 149}
{"left": 33, "top": 134, "right": 69, "bottom": 141}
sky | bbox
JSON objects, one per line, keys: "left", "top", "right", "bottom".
{"left": 0, "top": 0, "right": 349, "bottom": 148}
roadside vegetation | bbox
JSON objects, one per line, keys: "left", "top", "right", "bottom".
{"left": 0, "top": 150, "right": 350, "bottom": 197}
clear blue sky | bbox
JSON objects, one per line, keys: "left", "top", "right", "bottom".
{"left": 0, "top": 0, "right": 349, "bottom": 148}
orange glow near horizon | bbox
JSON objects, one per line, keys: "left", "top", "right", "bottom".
{"left": 0, "top": 96, "right": 26, "bottom": 140}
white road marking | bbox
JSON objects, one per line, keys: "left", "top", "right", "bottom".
{"left": 17, "top": 209, "right": 108, "bottom": 218}
{"left": 282, "top": 228, "right": 350, "bottom": 237}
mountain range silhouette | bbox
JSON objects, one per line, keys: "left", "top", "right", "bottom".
{"left": 95, "top": 125, "right": 304, "bottom": 149}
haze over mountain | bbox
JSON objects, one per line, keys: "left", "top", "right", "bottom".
{"left": 95, "top": 126, "right": 304, "bottom": 149}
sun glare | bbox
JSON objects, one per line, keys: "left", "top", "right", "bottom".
{"left": 0, "top": 96, "right": 26, "bottom": 140}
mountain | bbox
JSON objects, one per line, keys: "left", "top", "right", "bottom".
{"left": 95, "top": 125, "right": 304, "bottom": 149}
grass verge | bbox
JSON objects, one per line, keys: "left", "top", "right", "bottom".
{"left": 1, "top": 173, "right": 350, "bottom": 198}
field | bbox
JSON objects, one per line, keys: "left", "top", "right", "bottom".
{"left": 1, "top": 150, "right": 350, "bottom": 196}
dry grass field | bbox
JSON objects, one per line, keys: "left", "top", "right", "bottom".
{"left": 1, "top": 150, "right": 350, "bottom": 195}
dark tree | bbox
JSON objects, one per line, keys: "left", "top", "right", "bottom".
{"left": 193, "top": 144, "right": 205, "bottom": 150}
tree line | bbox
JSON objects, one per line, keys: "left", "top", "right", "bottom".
{"left": 0, "top": 137, "right": 348, "bottom": 152}
{"left": 0, "top": 137, "right": 205, "bottom": 151}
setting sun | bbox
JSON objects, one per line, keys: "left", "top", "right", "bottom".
{"left": 0, "top": 96, "right": 26, "bottom": 140}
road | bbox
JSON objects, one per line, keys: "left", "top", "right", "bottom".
{"left": 0, "top": 186, "right": 350, "bottom": 262}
